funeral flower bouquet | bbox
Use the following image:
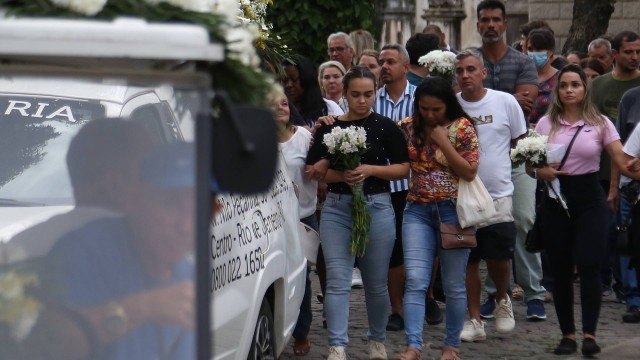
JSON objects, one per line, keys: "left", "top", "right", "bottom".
{"left": 418, "top": 50, "right": 456, "bottom": 82}
{"left": 510, "top": 129, "right": 548, "bottom": 167}
{"left": 323, "top": 126, "right": 370, "bottom": 256}
{"left": 511, "top": 130, "right": 569, "bottom": 214}
{"left": 0, "top": 0, "right": 287, "bottom": 106}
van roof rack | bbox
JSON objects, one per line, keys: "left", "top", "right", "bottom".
{"left": 0, "top": 17, "right": 224, "bottom": 61}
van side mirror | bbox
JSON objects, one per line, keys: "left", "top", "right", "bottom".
{"left": 211, "top": 93, "right": 278, "bottom": 194}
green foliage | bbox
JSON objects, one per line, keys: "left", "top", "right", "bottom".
{"left": 265, "top": 0, "right": 378, "bottom": 66}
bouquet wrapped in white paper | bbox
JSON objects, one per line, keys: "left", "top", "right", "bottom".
{"left": 511, "top": 130, "right": 569, "bottom": 213}
{"left": 323, "top": 126, "right": 370, "bottom": 256}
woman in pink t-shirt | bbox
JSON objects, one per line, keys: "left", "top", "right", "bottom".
{"left": 529, "top": 64, "right": 640, "bottom": 356}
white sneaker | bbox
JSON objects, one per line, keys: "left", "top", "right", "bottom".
{"left": 328, "top": 346, "right": 346, "bottom": 360}
{"left": 494, "top": 297, "right": 515, "bottom": 333}
{"left": 460, "top": 318, "right": 486, "bottom": 342}
{"left": 368, "top": 340, "right": 387, "bottom": 360}
{"left": 351, "top": 268, "right": 363, "bottom": 288}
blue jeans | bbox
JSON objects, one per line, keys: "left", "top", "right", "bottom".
{"left": 320, "top": 192, "right": 396, "bottom": 347}
{"left": 618, "top": 197, "right": 640, "bottom": 310}
{"left": 402, "top": 200, "right": 470, "bottom": 350}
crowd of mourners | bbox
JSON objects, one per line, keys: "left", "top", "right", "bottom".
{"left": 272, "top": 1, "right": 640, "bottom": 359}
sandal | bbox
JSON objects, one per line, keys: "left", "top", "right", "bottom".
{"left": 440, "top": 347, "right": 460, "bottom": 360}
{"left": 393, "top": 347, "right": 421, "bottom": 360}
{"left": 293, "top": 337, "right": 311, "bottom": 356}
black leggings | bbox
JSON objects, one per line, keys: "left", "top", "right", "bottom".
{"left": 540, "top": 173, "right": 607, "bottom": 336}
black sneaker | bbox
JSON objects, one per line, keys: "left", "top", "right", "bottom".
{"left": 425, "top": 297, "right": 443, "bottom": 325}
{"left": 553, "top": 338, "right": 577, "bottom": 355}
{"left": 386, "top": 313, "right": 404, "bottom": 331}
{"left": 623, "top": 305, "right": 640, "bottom": 323}
{"left": 582, "top": 338, "right": 601, "bottom": 356}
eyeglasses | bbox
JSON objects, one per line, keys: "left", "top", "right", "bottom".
{"left": 328, "top": 47, "right": 346, "bottom": 54}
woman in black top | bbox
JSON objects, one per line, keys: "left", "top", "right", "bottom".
{"left": 306, "top": 66, "right": 409, "bottom": 360}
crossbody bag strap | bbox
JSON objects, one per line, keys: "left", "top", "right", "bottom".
{"left": 557, "top": 125, "right": 584, "bottom": 171}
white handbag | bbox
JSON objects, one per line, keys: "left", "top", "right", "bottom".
{"left": 456, "top": 176, "right": 496, "bottom": 228}
{"left": 299, "top": 222, "right": 320, "bottom": 264}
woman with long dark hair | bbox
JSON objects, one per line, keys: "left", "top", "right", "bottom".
{"left": 306, "top": 66, "right": 409, "bottom": 360}
{"left": 530, "top": 64, "right": 640, "bottom": 356}
{"left": 395, "top": 77, "right": 479, "bottom": 360}
{"left": 282, "top": 55, "right": 343, "bottom": 129}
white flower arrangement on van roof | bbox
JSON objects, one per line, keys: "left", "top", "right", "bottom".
{"left": 418, "top": 50, "right": 456, "bottom": 82}
{"left": 0, "top": 0, "right": 284, "bottom": 106}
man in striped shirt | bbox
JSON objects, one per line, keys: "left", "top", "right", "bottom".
{"left": 374, "top": 44, "right": 416, "bottom": 331}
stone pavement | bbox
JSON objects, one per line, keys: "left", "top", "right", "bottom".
{"left": 280, "top": 266, "right": 640, "bottom": 360}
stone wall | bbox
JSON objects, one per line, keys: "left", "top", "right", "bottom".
{"left": 529, "top": 0, "right": 640, "bottom": 54}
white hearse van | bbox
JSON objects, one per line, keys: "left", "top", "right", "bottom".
{"left": 0, "top": 17, "right": 305, "bottom": 360}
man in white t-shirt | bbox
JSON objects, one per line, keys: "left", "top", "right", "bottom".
{"left": 454, "top": 49, "right": 527, "bottom": 342}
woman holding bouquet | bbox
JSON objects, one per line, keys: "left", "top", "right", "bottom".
{"left": 395, "top": 77, "right": 479, "bottom": 360}
{"left": 306, "top": 66, "right": 409, "bottom": 360}
{"left": 529, "top": 64, "right": 640, "bottom": 356}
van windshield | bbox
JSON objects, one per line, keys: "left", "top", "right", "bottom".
{"left": 0, "top": 96, "right": 105, "bottom": 205}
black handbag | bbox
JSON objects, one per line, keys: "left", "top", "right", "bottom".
{"left": 616, "top": 193, "right": 640, "bottom": 258}
{"left": 525, "top": 126, "right": 583, "bottom": 253}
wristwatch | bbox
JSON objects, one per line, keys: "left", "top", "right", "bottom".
{"left": 103, "top": 301, "right": 128, "bottom": 337}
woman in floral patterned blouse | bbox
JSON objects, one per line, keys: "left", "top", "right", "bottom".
{"left": 395, "top": 76, "right": 479, "bottom": 360}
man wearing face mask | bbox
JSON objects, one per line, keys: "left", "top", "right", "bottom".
{"left": 526, "top": 28, "right": 560, "bottom": 127}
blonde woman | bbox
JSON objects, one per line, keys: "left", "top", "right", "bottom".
{"left": 319, "top": 61, "right": 347, "bottom": 112}
{"left": 270, "top": 85, "right": 318, "bottom": 356}
{"left": 349, "top": 29, "right": 375, "bottom": 62}
{"left": 358, "top": 49, "right": 381, "bottom": 88}
{"left": 529, "top": 64, "right": 640, "bottom": 356}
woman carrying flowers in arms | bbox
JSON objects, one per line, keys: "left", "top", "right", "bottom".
{"left": 306, "top": 66, "right": 409, "bottom": 360}
{"left": 395, "top": 77, "right": 479, "bottom": 360}
{"left": 529, "top": 64, "right": 640, "bottom": 356}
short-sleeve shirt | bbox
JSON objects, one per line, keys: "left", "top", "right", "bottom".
{"left": 527, "top": 71, "right": 558, "bottom": 125}
{"left": 399, "top": 117, "right": 479, "bottom": 203}
{"left": 374, "top": 81, "right": 416, "bottom": 192}
{"left": 280, "top": 127, "right": 317, "bottom": 218}
{"left": 617, "top": 86, "right": 640, "bottom": 188}
{"left": 535, "top": 115, "right": 620, "bottom": 175}
{"left": 481, "top": 47, "right": 538, "bottom": 95}
{"left": 592, "top": 73, "right": 640, "bottom": 121}
{"left": 616, "top": 86, "right": 640, "bottom": 142}
{"left": 457, "top": 89, "right": 527, "bottom": 199}
{"left": 622, "top": 121, "right": 640, "bottom": 188}
{"left": 306, "top": 112, "right": 409, "bottom": 195}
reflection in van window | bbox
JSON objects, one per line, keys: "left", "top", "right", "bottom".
{"left": 0, "top": 97, "right": 104, "bottom": 204}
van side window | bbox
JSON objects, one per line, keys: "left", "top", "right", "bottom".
{"left": 129, "top": 103, "right": 181, "bottom": 143}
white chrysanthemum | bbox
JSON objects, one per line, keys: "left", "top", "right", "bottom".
{"left": 511, "top": 134, "right": 548, "bottom": 166}
{"left": 212, "top": 0, "right": 242, "bottom": 23}
{"left": 226, "top": 24, "right": 260, "bottom": 67}
{"left": 50, "top": 0, "right": 107, "bottom": 16}
{"left": 418, "top": 50, "right": 456, "bottom": 78}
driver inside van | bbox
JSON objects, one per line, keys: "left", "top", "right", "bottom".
{"left": 45, "top": 124, "right": 198, "bottom": 360}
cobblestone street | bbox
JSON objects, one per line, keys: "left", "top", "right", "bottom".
{"left": 280, "top": 266, "right": 640, "bottom": 359}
